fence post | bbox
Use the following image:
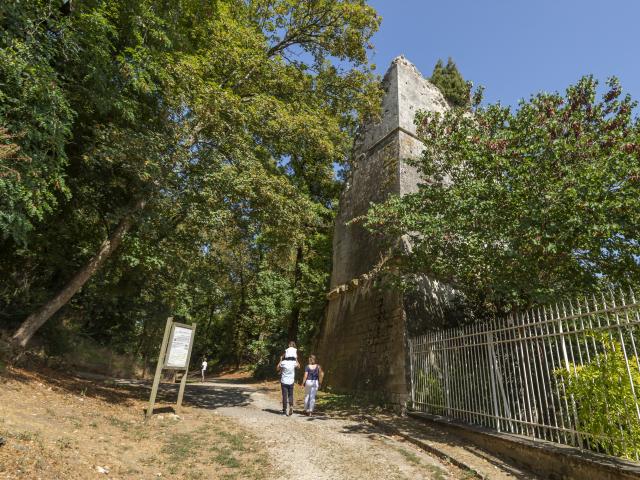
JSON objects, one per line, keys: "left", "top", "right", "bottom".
{"left": 408, "top": 337, "right": 416, "bottom": 410}
{"left": 486, "top": 330, "right": 501, "bottom": 431}
{"left": 443, "top": 330, "right": 452, "bottom": 417}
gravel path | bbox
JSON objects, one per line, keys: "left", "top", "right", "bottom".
{"left": 201, "top": 379, "right": 462, "bottom": 480}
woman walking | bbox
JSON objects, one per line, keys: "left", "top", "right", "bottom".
{"left": 301, "top": 355, "right": 323, "bottom": 416}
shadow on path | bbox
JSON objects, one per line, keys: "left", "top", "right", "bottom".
{"left": 340, "top": 422, "right": 382, "bottom": 436}
{"left": 262, "top": 408, "right": 284, "bottom": 415}
{"left": 204, "top": 377, "right": 254, "bottom": 385}
{"left": 371, "top": 415, "right": 536, "bottom": 480}
{"left": 115, "top": 379, "right": 255, "bottom": 411}
{"left": 150, "top": 406, "right": 176, "bottom": 415}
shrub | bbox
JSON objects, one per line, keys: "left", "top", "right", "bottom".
{"left": 557, "top": 334, "right": 640, "bottom": 459}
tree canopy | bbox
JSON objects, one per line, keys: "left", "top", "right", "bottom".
{"left": 364, "top": 76, "right": 640, "bottom": 315}
{"left": 0, "top": 0, "right": 381, "bottom": 367}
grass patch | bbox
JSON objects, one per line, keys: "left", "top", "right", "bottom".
{"left": 396, "top": 446, "right": 421, "bottom": 465}
{"left": 314, "top": 389, "right": 387, "bottom": 415}
{"left": 2, "top": 429, "right": 41, "bottom": 442}
{"left": 220, "top": 474, "right": 239, "bottom": 480}
{"left": 162, "top": 432, "right": 199, "bottom": 463}
{"left": 186, "top": 470, "right": 205, "bottom": 480}
{"left": 67, "top": 416, "right": 82, "bottom": 428}
{"left": 199, "top": 421, "right": 268, "bottom": 479}
{"left": 106, "top": 415, "right": 131, "bottom": 431}
{"left": 16, "top": 431, "right": 38, "bottom": 442}
{"left": 394, "top": 445, "right": 447, "bottom": 480}
{"left": 216, "top": 430, "right": 245, "bottom": 450}
{"left": 131, "top": 427, "right": 150, "bottom": 441}
{"left": 212, "top": 446, "right": 240, "bottom": 468}
{"left": 56, "top": 437, "right": 73, "bottom": 450}
{"left": 140, "top": 454, "right": 158, "bottom": 466}
{"left": 427, "top": 465, "right": 447, "bottom": 480}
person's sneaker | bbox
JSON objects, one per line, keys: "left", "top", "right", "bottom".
{"left": 282, "top": 409, "right": 287, "bottom": 415}
{"left": 288, "top": 405, "right": 293, "bottom": 416}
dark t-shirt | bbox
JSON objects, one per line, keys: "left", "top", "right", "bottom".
{"left": 305, "top": 365, "right": 320, "bottom": 381}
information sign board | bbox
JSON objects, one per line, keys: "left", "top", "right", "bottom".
{"left": 165, "top": 324, "right": 194, "bottom": 369}
{"left": 146, "top": 318, "right": 197, "bottom": 419}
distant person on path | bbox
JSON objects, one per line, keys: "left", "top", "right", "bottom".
{"left": 284, "top": 340, "right": 297, "bottom": 361}
{"left": 277, "top": 355, "right": 299, "bottom": 416}
{"left": 301, "top": 354, "right": 323, "bottom": 416}
{"left": 201, "top": 358, "right": 207, "bottom": 382}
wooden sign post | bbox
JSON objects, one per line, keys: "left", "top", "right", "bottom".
{"left": 146, "top": 317, "right": 196, "bottom": 419}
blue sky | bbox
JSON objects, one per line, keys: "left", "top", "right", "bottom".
{"left": 367, "top": 0, "right": 640, "bottom": 108}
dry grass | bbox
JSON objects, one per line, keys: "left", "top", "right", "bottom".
{"left": 0, "top": 367, "right": 272, "bottom": 479}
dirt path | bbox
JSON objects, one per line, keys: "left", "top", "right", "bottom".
{"left": 187, "top": 378, "right": 465, "bottom": 480}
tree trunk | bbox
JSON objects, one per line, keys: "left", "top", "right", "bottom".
{"left": 11, "top": 198, "right": 146, "bottom": 348}
{"left": 288, "top": 245, "right": 304, "bottom": 343}
{"left": 204, "top": 303, "right": 215, "bottom": 336}
{"left": 234, "top": 268, "right": 247, "bottom": 369}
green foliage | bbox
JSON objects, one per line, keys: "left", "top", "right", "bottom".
{"left": 429, "top": 58, "right": 471, "bottom": 108}
{"left": 364, "top": 76, "right": 640, "bottom": 315}
{"left": 416, "top": 372, "right": 445, "bottom": 415}
{"left": 557, "top": 334, "right": 640, "bottom": 459}
{"left": 0, "top": 1, "right": 74, "bottom": 243}
{"left": 0, "top": 0, "right": 381, "bottom": 369}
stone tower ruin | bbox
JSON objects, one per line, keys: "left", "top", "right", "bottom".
{"left": 316, "top": 56, "right": 451, "bottom": 404}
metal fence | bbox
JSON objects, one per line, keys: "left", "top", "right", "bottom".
{"left": 408, "top": 288, "right": 640, "bottom": 461}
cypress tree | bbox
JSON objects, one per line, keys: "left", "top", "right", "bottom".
{"left": 430, "top": 57, "right": 471, "bottom": 108}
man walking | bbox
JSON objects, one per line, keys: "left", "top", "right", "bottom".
{"left": 277, "top": 355, "right": 299, "bottom": 415}
{"left": 201, "top": 357, "right": 207, "bottom": 382}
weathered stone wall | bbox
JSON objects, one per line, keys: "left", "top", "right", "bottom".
{"left": 316, "top": 57, "right": 450, "bottom": 404}
{"left": 316, "top": 283, "right": 406, "bottom": 404}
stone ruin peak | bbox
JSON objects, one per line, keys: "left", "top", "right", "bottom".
{"left": 316, "top": 56, "right": 452, "bottom": 404}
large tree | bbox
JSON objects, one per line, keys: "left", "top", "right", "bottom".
{"left": 1, "top": 0, "right": 381, "bottom": 348}
{"left": 364, "top": 76, "right": 640, "bottom": 315}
